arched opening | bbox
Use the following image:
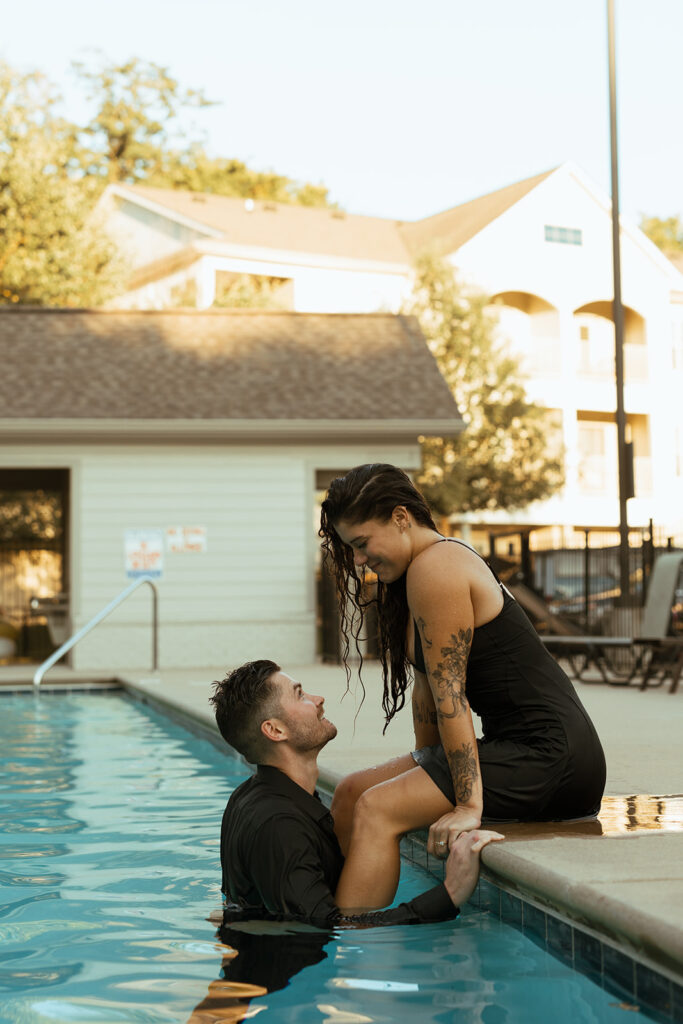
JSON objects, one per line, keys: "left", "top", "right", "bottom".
{"left": 489, "top": 291, "right": 561, "bottom": 376}
{"left": 573, "top": 301, "right": 647, "bottom": 379}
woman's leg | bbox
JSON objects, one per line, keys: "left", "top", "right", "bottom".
{"left": 331, "top": 754, "right": 417, "bottom": 855}
{"left": 334, "top": 766, "right": 453, "bottom": 913}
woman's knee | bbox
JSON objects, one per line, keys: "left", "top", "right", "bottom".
{"left": 331, "top": 770, "right": 372, "bottom": 822}
{"left": 350, "top": 783, "right": 403, "bottom": 839}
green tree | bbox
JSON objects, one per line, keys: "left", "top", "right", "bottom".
{"left": 146, "top": 147, "right": 334, "bottom": 207}
{"left": 0, "top": 55, "right": 334, "bottom": 309}
{"left": 408, "top": 253, "right": 565, "bottom": 515}
{"left": 72, "top": 54, "right": 334, "bottom": 206}
{"left": 639, "top": 214, "right": 683, "bottom": 258}
{"left": 72, "top": 53, "right": 215, "bottom": 184}
{"left": 0, "top": 63, "right": 125, "bottom": 306}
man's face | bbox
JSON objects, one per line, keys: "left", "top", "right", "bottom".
{"left": 270, "top": 672, "right": 337, "bottom": 752}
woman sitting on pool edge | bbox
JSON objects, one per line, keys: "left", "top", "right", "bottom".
{"left": 320, "top": 463, "right": 606, "bottom": 912}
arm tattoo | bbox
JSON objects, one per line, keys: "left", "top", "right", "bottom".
{"left": 429, "top": 628, "right": 472, "bottom": 720}
{"left": 446, "top": 742, "right": 478, "bottom": 804}
{"left": 416, "top": 617, "right": 433, "bottom": 648}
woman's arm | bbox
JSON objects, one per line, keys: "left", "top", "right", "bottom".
{"left": 412, "top": 669, "right": 440, "bottom": 748}
{"left": 408, "top": 553, "right": 484, "bottom": 851}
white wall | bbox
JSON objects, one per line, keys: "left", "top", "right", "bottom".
{"left": 106, "top": 197, "right": 210, "bottom": 268}
{"left": 451, "top": 167, "right": 683, "bottom": 535}
{"left": 2, "top": 441, "right": 419, "bottom": 672}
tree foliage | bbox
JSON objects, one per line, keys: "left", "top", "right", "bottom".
{"left": 144, "top": 147, "right": 332, "bottom": 207}
{"left": 408, "top": 253, "right": 565, "bottom": 515}
{"left": 0, "top": 63, "right": 125, "bottom": 306}
{"left": 72, "top": 54, "right": 214, "bottom": 184}
{"left": 639, "top": 214, "right": 683, "bottom": 258}
{"left": 0, "top": 489, "right": 63, "bottom": 543}
{"left": 71, "top": 53, "right": 333, "bottom": 205}
{"left": 0, "top": 55, "right": 335, "bottom": 308}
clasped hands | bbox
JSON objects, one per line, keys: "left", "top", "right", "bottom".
{"left": 428, "top": 808, "right": 503, "bottom": 859}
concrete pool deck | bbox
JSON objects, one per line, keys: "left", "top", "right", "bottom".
{"left": 2, "top": 659, "right": 682, "bottom": 990}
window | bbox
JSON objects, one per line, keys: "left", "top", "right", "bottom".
{"left": 580, "top": 325, "right": 590, "bottom": 341}
{"left": 544, "top": 225, "right": 583, "bottom": 246}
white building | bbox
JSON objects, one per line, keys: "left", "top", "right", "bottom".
{"left": 100, "top": 164, "right": 683, "bottom": 541}
{"left": 0, "top": 308, "right": 461, "bottom": 671}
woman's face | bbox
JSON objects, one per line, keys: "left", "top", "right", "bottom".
{"left": 334, "top": 511, "right": 411, "bottom": 583}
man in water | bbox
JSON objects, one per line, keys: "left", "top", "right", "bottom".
{"left": 210, "top": 659, "right": 503, "bottom": 927}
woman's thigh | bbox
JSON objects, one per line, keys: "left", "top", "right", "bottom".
{"left": 334, "top": 753, "right": 419, "bottom": 801}
{"left": 353, "top": 764, "right": 454, "bottom": 834}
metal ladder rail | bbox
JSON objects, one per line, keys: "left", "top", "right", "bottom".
{"left": 33, "top": 576, "right": 159, "bottom": 688}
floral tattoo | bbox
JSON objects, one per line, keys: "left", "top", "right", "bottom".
{"left": 428, "top": 628, "right": 472, "bottom": 720}
{"left": 446, "top": 742, "right": 478, "bottom": 804}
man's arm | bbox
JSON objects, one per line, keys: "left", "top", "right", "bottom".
{"left": 234, "top": 815, "right": 502, "bottom": 929}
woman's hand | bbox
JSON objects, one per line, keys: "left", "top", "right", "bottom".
{"left": 428, "top": 807, "right": 482, "bottom": 858}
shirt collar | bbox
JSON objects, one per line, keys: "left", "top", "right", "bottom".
{"left": 255, "top": 764, "right": 331, "bottom": 822}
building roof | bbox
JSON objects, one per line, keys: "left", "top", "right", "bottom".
{"left": 111, "top": 169, "right": 559, "bottom": 273}
{"left": 114, "top": 184, "right": 412, "bottom": 265}
{"left": 0, "top": 309, "right": 462, "bottom": 441}
{"left": 397, "top": 168, "right": 557, "bottom": 258}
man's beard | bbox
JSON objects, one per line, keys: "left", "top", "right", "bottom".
{"left": 287, "top": 716, "right": 338, "bottom": 753}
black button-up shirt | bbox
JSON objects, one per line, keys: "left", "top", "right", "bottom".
{"left": 220, "top": 764, "right": 458, "bottom": 928}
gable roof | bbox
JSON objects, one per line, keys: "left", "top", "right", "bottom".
{"left": 109, "top": 170, "right": 560, "bottom": 272}
{"left": 0, "top": 309, "right": 462, "bottom": 442}
{"left": 112, "top": 184, "right": 412, "bottom": 266}
{"left": 398, "top": 168, "right": 558, "bottom": 258}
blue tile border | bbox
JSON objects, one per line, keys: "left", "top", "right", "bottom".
{"left": 399, "top": 830, "right": 682, "bottom": 1023}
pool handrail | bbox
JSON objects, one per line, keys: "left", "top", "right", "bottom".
{"left": 33, "top": 576, "right": 159, "bottom": 687}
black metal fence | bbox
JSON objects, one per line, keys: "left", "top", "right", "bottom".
{"left": 317, "top": 524, "right": 683, "bottom": 664}
{"left": 489, "top": 524, "right": 683, "bottom": 640}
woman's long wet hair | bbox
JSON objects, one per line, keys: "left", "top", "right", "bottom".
{"left": 319, "top": 464, "right": 438, "bottom": 731}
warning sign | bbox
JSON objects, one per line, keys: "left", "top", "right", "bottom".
{"left": 124, "top": 529, "right": 164, "bottom": 579}
{"left": 166, "top": 526, "right": 207, "bottom": 554}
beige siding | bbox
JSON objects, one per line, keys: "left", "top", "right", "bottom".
{"left": 2, "top": 441, "right": 418, "bottom": 671}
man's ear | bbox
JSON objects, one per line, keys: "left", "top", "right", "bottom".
{"left": 261, "top": 718, "right": 287, "bottom": 743}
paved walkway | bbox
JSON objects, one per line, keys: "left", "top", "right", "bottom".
{"left": 3, "top": 659, "right": 682, "bottom": 983}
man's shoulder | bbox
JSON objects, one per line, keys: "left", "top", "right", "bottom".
{"left": 224, "top": 771, "right": 304, "bottom": 830}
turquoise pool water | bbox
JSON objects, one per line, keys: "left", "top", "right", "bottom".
{"left": 0, "top": 692, "right": 659, "bottom": 1023}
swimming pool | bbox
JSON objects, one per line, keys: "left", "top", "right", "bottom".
{"left": 0, "top": 692, "right": 664, "bottom": 1023}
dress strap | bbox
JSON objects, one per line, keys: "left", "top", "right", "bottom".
{"left": 436, "top": 537, "right": 506, "bottom": 590}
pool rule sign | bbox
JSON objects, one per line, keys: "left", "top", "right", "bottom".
{"left": 124, "top": 529, "right": 164, "bottom": 579}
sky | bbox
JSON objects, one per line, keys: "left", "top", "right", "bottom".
{"left": 2, "top": 0, "right": 682, "bottom": 225}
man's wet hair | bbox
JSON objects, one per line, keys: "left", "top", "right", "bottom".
{"left": 210, "top": 660, "right": 282, "bottom": 763}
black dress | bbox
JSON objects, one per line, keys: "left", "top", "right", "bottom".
{"left": 411, "top": 542, "right": 606, "bottom": 822}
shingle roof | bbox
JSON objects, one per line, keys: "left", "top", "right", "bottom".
{"left": 116, "top": 185, "right": 412, "bottom": 265}
{"left": 398, "top": 168, "right": 558, "bottom": 258}
{"left": 0, "top": 309, "right": 461, "bottom": 431}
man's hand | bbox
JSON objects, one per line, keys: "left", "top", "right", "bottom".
{"left": 443, "top": 829, "right": 505, "bottom": 908}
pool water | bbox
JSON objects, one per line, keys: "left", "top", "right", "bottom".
{"left": 0, "top": 692, "right": 659, "bottom": 1023}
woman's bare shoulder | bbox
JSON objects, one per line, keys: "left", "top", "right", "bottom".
{"left": 406, "top": 540, "right": 473, "bottom": 598}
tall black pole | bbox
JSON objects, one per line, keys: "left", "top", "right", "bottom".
{"left": 607, "top": 0, "right": 631, "bottom": 602}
